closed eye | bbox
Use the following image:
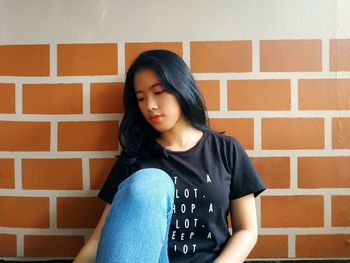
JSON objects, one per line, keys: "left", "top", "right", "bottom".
{"left": 155, "top": 90, "right": 164, "bottom": 95}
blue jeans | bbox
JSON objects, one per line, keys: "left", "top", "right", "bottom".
{"left": 96, "top": 168, "right": 175, "bottom": 263}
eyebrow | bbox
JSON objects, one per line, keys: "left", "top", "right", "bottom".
{"left": 135, "top": 83, "right": 162, "bottom": 94}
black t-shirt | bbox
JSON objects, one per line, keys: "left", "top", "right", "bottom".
{"left": 98, "top": 131, "right": 265, "bottom": 263}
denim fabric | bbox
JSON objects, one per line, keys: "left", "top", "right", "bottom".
{"left": 96, "top": 168, "right": 175, "bottom": 263}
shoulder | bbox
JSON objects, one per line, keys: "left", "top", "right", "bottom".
{"left": 206, "top": 130, "right": 238, "bottom": 146}
{"left": 206, "top": 131, "right": 249, "bottom": 161}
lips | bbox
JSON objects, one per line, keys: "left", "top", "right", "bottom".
{"left": 149, "top": 114, "right": 162, "bottom": 123}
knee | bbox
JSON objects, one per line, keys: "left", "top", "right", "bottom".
{"left": 118, "top": 168, "right": 175, "bottom": 204}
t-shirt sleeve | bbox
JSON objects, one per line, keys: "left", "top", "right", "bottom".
{"left": 97, "top": 154, "right": 128, "bottom": 204}
{"left": 229, "top": 137, "right": 266, "bottom": 199}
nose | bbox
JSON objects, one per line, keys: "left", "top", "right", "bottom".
{"left": 146, "top": 96, "right": 158, "bottom": 111}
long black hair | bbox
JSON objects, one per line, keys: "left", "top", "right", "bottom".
{"left": 119, "top": 49, "right": 212, "bottom": 160}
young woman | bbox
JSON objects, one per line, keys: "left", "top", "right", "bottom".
{"left": 74, "top": 49, "right": 265, "bottom": 263}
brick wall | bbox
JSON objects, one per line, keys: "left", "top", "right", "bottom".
{"left": 0, "top": 40, "right": 349, "bottom": 260}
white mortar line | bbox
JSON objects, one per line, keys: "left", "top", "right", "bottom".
{"left": 0, "top": 113, "right": 123, "bottom": 121}
{"left": 0, "top": 189, "right": 99, "bottom": 197}
{"left": 15, "top": 158, "right": 22, "bottom": 191}
{"left": 51, "top": 120, "right": 57, "bottom": 152}
{"left": 17, "top": 233, "right": 24, "bottom": 257}
{"left": 0, "top": 75, "right": 126, "bottom": 84}
{"left": 0, "top": 151, "right": 119, "bottom": 159}
{"left": 15, "top": 80, "right": 22, "bottom": 115}
{"left": 14, "top": 81, "right": 20, "bottom": 115}
{"left": 259, "top": 227, "right": 350, "bottom": 235}
{"left": 290, "top": 156, "right": 298, "bottom": 189}
{"left": 220, "top": 79, "right": 228, "bottom": 111}
{"left": 207, "top": 110, "right": 350, "bottom": 118}
{"left": 82, "top": 81, "right": 90, "bottom": 115}
{"left": 263, "top": 188, "right": 350, "bottom": 195}
{"left": 0, "top": 257, "right": 74, "bottom": 261}
{"left": 82, "top": 157, "right": 90, "bottom": 191}
{"left": 291, "top": 78, "right": 298, "bottom": 112}
{"left": 254, "top": 118, "right": 262, "bottom": 151}
{"left": 324, "top": 116, "right": 332, "bottom": 150}
{"left": 192, "top": 71, "right": 347, "bottom": 80}
{"left": 49, "top": 195, "right": 57, "bottom": 229}
{"left": 247, "top": 149, "right": 350, "bottom": 157}
{"left": 288, "top": 233, "right": 296, "bottom": 258}
{"left": 324, "top": 194, "right": 332, "bottom": 228}
{"left": 0, "top": 227, "right": 93, "bottom": 236}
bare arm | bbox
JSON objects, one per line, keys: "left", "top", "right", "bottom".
{"left": 73, "top": 204, "right": 111, "bottom": 263}
{"left": 213, "top": 194, "right": 258, "bottom": 263}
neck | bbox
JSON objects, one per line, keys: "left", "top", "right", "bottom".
{"left": 157, "top": 122, "right": 203, "bottom": 150}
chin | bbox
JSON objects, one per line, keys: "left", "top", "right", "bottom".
{"left": 152, "top": 125, "right": 173, "bottom": 134}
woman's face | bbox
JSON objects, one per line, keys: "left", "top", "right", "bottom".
{"left": 134, "top": 68, "right": 187, "bottom": 134}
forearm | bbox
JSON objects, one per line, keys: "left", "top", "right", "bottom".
{"left": 73, "top": 238, "right": 98, "bottom": 263}
{"left": 213, "top": 229, "right": 258, "bottom": 263}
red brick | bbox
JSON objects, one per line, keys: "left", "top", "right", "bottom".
{"left": 190, "top": 41, "right": 252, "bottom": 73}
{"left": 0, "top": 196, "right": 49, "bottom": 228}
{"left": 251, "top": 157, "right": 290, "bottom": 189}
{"left": 0, "top": 44, "right": 49, "bottom": 76}
{"left": 260, "top": 40, "right": 322, "bottom": 72}
{"left": 261, "top": 195, "right": 324, "bottom": 227}
{"left": 58, "top": 121, "right": 118, "bottom": 151}
{"left": 299, "top": 79, "right": 350, "bottom": 110}
{"left": 332, "top": 117, "right": 350, "bottom": 149}
{"left": 209, "top": 118, "right": 254, "bottom": 149}
{"left": 330, "top": 39, "right": 350, "bottom": 71}
{"left": 332, "top": 196, "right": 350, "bottom": 227}
{"left": 0, "top": 83, "right": 15, "bottom": 113}
{"left": 0, "top": 234, "right": 17, "bottom": 256}
{"left": 90, "top": 82, "right": 124, "bottom": 113}
{"left": 0, "top": 158, "right": 15, "bottom": 189}
{"left": 24, "top": 235, "right": 84, "bottom": 257}
{"left": 57, "top": 43, "right": 118, "bottom": 76}
{"left": 125, "top": 42, "right": 183, "bottom": 72}
{"left": 296, "top": 234, "right": 350, "bottom": 257}
{"left": 23, "top": 83, "right": 83, "bottom": 114}
{"left": 197, "top": 80, "right": 220, "bottom": 111}
{"left": 22, "top": 159, "right": 83, "bottom": 190}
{"left": 262, "top": 118, "right": 324, "bottom": 149}
{"left": 0, "top": 121, "right": 50, "bottom": 151}
{"left": 298, "top": 157, "right": 350, "bottom": 188}
{"left": 228, "top": 80, "right": 291, "bottom": 110}
{"left": 57, "top": 197, "right": 105, "bottom": 228}
{"left": 248, "top": 235, "right": 288, "bottom": 258}
{"left": 89, "top": 158, "right": 116, "bottom": 190}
